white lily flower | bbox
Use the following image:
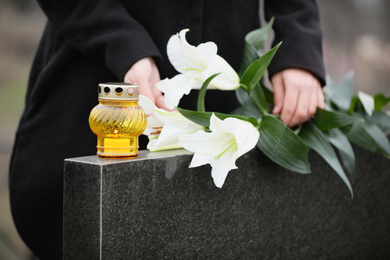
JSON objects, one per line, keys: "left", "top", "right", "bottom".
{"left": 179, "top": 114, "right": 260, "bottom": 188}
{"left": 138, "top": 95, "right": 204, "bottom": 152}
{"left": 156, "top": 29, "right": 240, "bottom": 109}
{"left": 148, "top": 109, "right": 205, "bottom": 151}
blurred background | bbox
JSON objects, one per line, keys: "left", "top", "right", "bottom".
{"left": 0, "top": 0, "right": 389, "bottom": 259}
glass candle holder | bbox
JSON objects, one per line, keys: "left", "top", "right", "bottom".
{"left": 89, "top": 83, "right": 147, "bottom": 157}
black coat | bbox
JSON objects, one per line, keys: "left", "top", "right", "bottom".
{"left": 9, "top": 0, "right": 325, "bottom": 259}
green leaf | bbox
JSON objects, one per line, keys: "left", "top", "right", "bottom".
{"left": 257, "top": 115, "right": 311, "bottom": 174}
{"left": 236, "top": 85, "right": 265, "bottom": 116}
{"left": 262, "top": 84, "right": 275, "bottom": 106}
{"left": 238, "top": 43, "right": 258, "bottom": 77}
{"left": 374, "top": 93, "right": 390, "bottom": 111}
{"left": 236, "top": 83, "right": 268, "bottom": 115}
{"left": 245, "top": 17, "right": 274, "bottom": 50}
{"left": 197, "top": 73, "right": 221, "bottom": 112}
{"left": 177, "top": 108, "right": 260, "bottom": 128}
{"left": 235, "top": 82, "right": 275, "bottom": 117}
{"left": 235, "top": 87, "right": 263, "bottom": 118}
{"left": 369, "top": 111, "right": 390, "bottom": 133}
{"left": 252, "top": 83, "right": 268, "bottom": 114}
{"left": 324, "top": 129, "right": 355, "bottom": 180}
{"left": 237, "top": 20, "right": 276, "bottom": 114}
{"left": 348, "top": 96, "right": 361, "bottom": 114}
{"left": 213, "top": 112, "right": 259, "bottom": 128}
{"left": 323, "top": 71, "right": 354, "bottom": 111}
{"left": 313, "top": 108, "right": 364, "bottom": 130}
{"left": 240, "top": 42, "right": 282, "bottom": 93}
{"left": 342, "top": 121, "right": 390, "bottom": 158}
{"left": 231, "top": 106, "right": 258, "bottom": 118}
{"left": 238, "top": 18, "right": 274, "bottom": 76}
{"left": 177, "top": 108, "right": 211, "bottom": 127}
{"left": 299, "top": 122, "right": 353, "bottom": 197}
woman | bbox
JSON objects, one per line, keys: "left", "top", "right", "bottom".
{"left": 9, "top": 1, "right": 325, "bottom": 258}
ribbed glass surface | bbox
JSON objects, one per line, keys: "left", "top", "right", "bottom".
{"left": 89, "top": 101, "right": 147, "bottom": 137}
{"left": 89, "top": 100, "right": 147, "bottom": 157}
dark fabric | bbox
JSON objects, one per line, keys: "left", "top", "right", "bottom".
{"left": 264, "top": 0, "right": 326, "bottom": 86}
{"left": 9, "top": 1, "right": 325, "bottom": 259}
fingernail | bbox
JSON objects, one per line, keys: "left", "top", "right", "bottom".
{"left": 272, "top": 106, "right": 279, "bottom": 114}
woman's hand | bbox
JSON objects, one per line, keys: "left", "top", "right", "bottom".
{"left": 271, "top": 68, "right": 324, "bottom": 127}
{"left": 124, "top": 57, "right": 170, "bottom": 110}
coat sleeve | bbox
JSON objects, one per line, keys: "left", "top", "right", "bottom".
{"left": 37, "top": 0, "right": 162, "bottom": 80}
{"left": 264, "top": 0, "right": 326, "bottom": 86}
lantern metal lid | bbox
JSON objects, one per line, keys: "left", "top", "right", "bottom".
{"left": 98, "top": 82, "right": 139, "bottom": 101}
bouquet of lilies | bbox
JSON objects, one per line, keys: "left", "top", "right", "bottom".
{"left": 140, "top": 19, "right": 390, "bottom": 196}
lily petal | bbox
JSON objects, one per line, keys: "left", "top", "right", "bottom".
{"left": 179, "top": 114, "right": 259, "bottom": 188}
{"left": 139, "top": 95, "right": 163, "bottom": 136}
{"left": 138, "top": 94, "right": 156, "bottom": 114}
{"left": 210, "top": 157, "right": 237, "bottom": 188}
{"left": 156, "top": 72, "right": 198, "bottom": 109}
{"left": 167, "top": 29, "right": 207, "bottom": 73}
{"left": 214, "top": 115, "right": 260, "bottom": 160}
{"left": 196, "top": 42, "right": 218, "bottom": 66}
{"left": 153, "top": 109, "right": 203, "bottom": 130}
{"left": 196, "top": 55, "right": 240, "bottom": 90}
{"left": 158, "top": 29, "right": 240, "bottom": 107}
{"left": 144, "top": 106, "right": 204, "bottom": 152}
{"left": 180, "top": 130, "right": 217, "bottom": 154}
{"left": 147, "top": 124, "right": 187, "bottom": 151}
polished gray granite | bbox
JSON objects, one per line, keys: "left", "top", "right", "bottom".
{"left": 63, "top": 147, "right": 390, "bottom": 259}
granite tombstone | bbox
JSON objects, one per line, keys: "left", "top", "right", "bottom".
{"left": 63, "top": 146, "right": 390, "bottom": 259}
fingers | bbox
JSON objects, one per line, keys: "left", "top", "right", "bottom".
{"left": 287, "top": 86, "right": 316, "bottom": 127}
{"left": 282, "top": 79, "right": 305, "bottom": 127}
{"left": 149, "top": 62, "right": 173, "bottom": 110}
{"left": 149, "top": 58, "right": 161, "bottom": 85}
{"left": 271, "top": 69, "right": 324, "bottom": 127}
{"left": 124, "top": 57, "right": 169, "bottom": 110}
{"left": 138, "top": 78, "right": 156, "bottom": 104}
{"left": 271, "top": 73, "right": 285, "bottom": 115}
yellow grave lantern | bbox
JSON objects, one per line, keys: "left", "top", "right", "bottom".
{"left": 89, "top": 83, "right": 147, "bottom": 157}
